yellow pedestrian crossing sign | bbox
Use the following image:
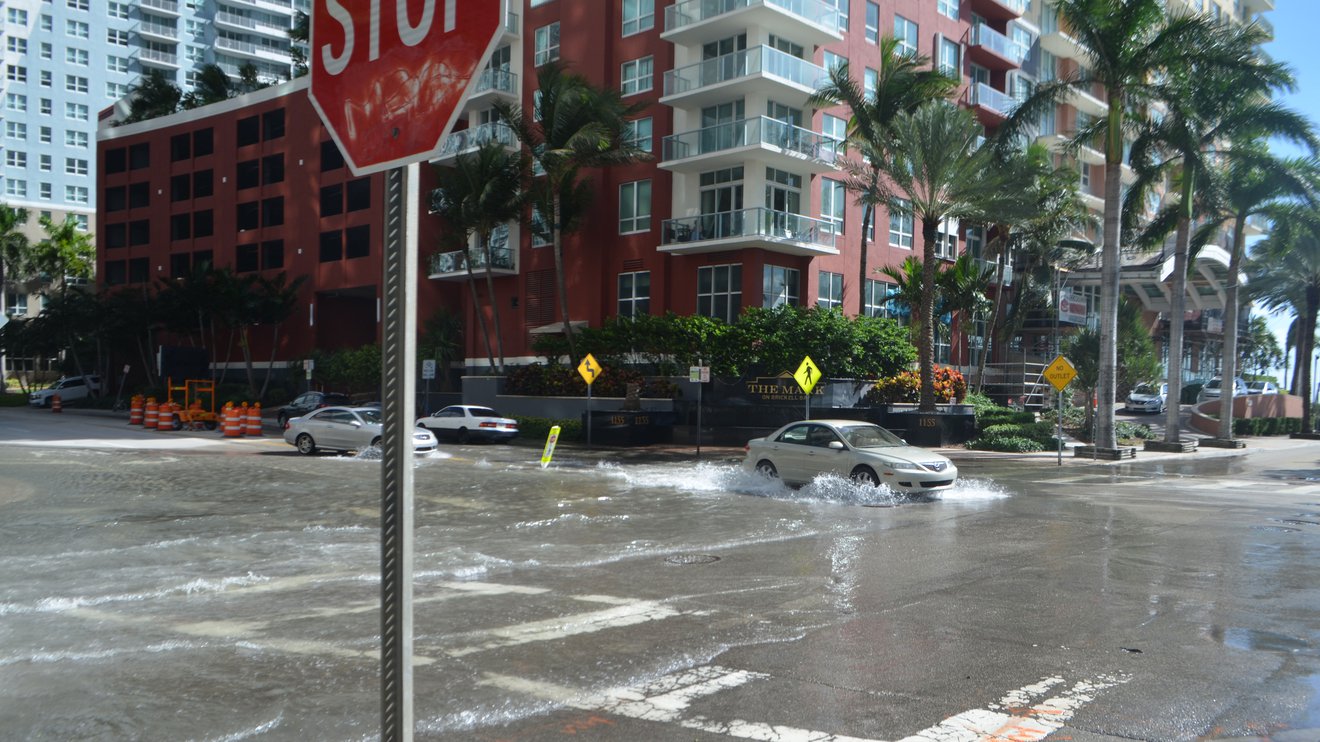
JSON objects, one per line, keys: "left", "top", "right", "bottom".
{"left": 1044, "top": 355, "right": 1077, "bottom": 392}
{"left": 794, "top": 356, "right": 822, "bottom": 394}
{"left": 577, "top": 353, "right": 603, "bottom": 386}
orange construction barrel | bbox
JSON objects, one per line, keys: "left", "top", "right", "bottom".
{"left": 129, "top": 395, "right": 144, "bottom": 425}
{"left": 222, "top": 404, "right": 242, "bottom": 438}
{"left": 51, "top": 394, "right": 62, "bottom": 413}
{"left": 144, "top": 399, "right": 158, "bottom": 429}
{"left": 156, "top": 402, "right": 174, "bottom": 431}
{"left": 245, "top": 403, "right": 263, "bottom": 437}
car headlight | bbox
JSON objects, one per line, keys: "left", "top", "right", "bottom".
{"left": 889, "top": 461, "right": 924, "bottom": 472}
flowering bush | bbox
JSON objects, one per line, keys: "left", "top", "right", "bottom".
{"left": 864, "top": 366, "right": 967, "bottom": 404}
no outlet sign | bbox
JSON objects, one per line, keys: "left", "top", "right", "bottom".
{"left": 310, "top": 0, "right": 505, "bottom": 175}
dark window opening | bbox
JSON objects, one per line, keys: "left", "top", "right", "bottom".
{"left": 261, "top": 197, "right": 284, "bottom": 227}
{"left": 237, "top": 201, "right": 259, "bottom": 231}
{"left": 104, "top": 223, "right": 127, "bottom": 248}
{"left": 128, "top": 219, "right": 150, "bottom": 246}
{"left": 236, "top": 159, "right": 260, "bottom": 190}
{"left": 170, "top": 252, "right": 191, "bottom": 278}
{"left": 193, "top": 169, "right": 213, "bottom": 198}
{"left": 261, "top": 239, "right": 283, "bottom": 270}
{"left": 319, "top": 230, "right": 342, "bottom": 262}
{"left": 193, "top": 209, "right": 213, "bottom": 238}
{"left": 237, "top": 115, "right": 260, "bottom": 146}
{"left": 170, "top": 213, "right": 191, "bottom": 240}
{"left": 320, "top": 140, "right": 344, "bottom": 171}
{"left": 193, "top": 250, "right": 212, "bottom": 270}
{"left": 346, "top": 178, "right": 371, "bottom": 211}
{"left": 170, "top": 174, "right": 190, "bottom": 202}
{"left": 193, "top": 128, "right": 214, "bottom": 157}
{"left": 262, "top": 154, "right": 284, "bottom": 185}
{"left": 262, "top": 109, "right": 285, "bottom": 140}
{"left": 320, "top": 183, "right": 343, "bottom": 217}
{"left": 236, "top": 243, "right": 259, "bottom": 273}
{"left": 105, "top": 186, "right": 127, "bottom": 212}
{"left": 170, "top": 133, "right": 190, "bottom": 161}
{"left": 128, "top": 182, "right": 150, "bottom": 209}
{"left": 105, "top": 148, "right": 127, "bottom": 174}
{"left": 105, "top": 260, "right": 127, "bottom": 286}
{"left": 345, "top": 224, "right": 371, "bottom": 259}
{"left": 129, "top": 143, "right": 150, "bottom": 170}
{"left": 128, "top": 258, "right": 149, "bottom": 283}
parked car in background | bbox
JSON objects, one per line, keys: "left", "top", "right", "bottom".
{"left": 1124, "top": 382, "right": 1168, "bottom": 414}
{"left": 416, "top": 405, "right": 519, "bottom": 443}
{"left": 1196, "top": 377, "right": 1248, "bottom": 405}
{"left": 276, "top": 391, "right": 352, "bottom": 427}
{"left": 282, "top": 406, "right": 437, "bottom": 455}
{"left": 28, "top": 375, "right": 101, "bottom": 407}
{"left": 1247, "top": 380, "right": 1279, "bottom": 395}
{"left": 744, "top": 419, "right": 958, "bottom": 494}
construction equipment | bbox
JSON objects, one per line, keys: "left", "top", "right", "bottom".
{"left": 167, "top": 378, "right": 221, "bottom": 431}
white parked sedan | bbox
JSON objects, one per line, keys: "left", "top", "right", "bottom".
{"left": 283, "top": 406, "right": 437, "bottom": 455}
{"left": 416, "top": 405, "right": 519, "bottom": 443}
{"left": 744, "top": 419, "right": 958, "bottom": 494}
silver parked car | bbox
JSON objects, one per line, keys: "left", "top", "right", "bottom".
{"left": 283, "top": 406, "right": 437, "bottom": 455}
{"left": 1196, "top": 377, "right": 1248, "bottom": 404}
{"left": 1124, "top": 382, "right": 1168, "bottom": 414}
{"left": 1246, "top": 380, "right": 1279, "bottom": 395}
{"left": 744, "top": 419, "right": 958, "bottom": 494}
{"left": 417, "top": 404, "right": 519, "bottom": 443}
{"left": 28, "top": 375, "right": 102, "bottom": 407}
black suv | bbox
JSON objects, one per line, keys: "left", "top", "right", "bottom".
{"left": 276, "top": 391, "right": 351, "bottom": 427}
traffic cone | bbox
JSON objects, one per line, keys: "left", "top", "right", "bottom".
{"left": 51, "top": 394, "right": 62, "bottom": 413}
{"left": 129, "top": 395, "right": 144, "bottom": 425}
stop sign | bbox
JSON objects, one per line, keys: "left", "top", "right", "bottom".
{"left": 310, "top": 0, "right": 505, "bottom": 175}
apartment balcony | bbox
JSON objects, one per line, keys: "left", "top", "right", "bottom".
{"left": 215, "top": 11, "right": 291, "bottom": 39}
{"left": 433, "top": 122, "right": 518, "bottom": 163}
{"left": 967, "top": 23, "right": 1026, "bottom": 71}
{"left": 215, "top": 36, "right": 289, "bottom": 63}
{"left": 137, "top": 20, "right": 179, "bottom": 42}
{"left": 1040, "top": 12, "right": 1085, "bottom": 61}
{"left": 1243, "top": 0, "right": 1274, "bottom": 13}
{"left": 1079, "top": 191, "right": 1104, "bottom": 213}
{"left": 660, "top": 208, "right": 838, "bottom": 258}
{"left": 660, "top": 116, "right": 841, "bottom": 175}
{"left": 1066, "top": 86, "right": 1107, "bottom": 118}
{"left": 217, "top": 0, "right": 294, "bottom": 16}
{"left": 968, "top": 82, "right": 1016, "bottom": 127}
{"left": 1253, "top": 14, "right": 1274, "bottom": 41}
{"left": 504, "top": 10, "right": 520, "bottom": 38}
{"left": 140, "top": 0, "right": 180, "bottom": 17}
{"left": 968, "top": 0, "right": 1026, "bottom": 23}
{"left": 137, "top": 48, "right": 180, "bottom": 69}
{"left": 428, "top": 246, "right": 516, "bottom": 281}
{"left": 465, "top": 68, "right": 519, "bottom": 109}
{"left": 662, "top": 0, "right": 843, "bottom": 49}
{"left": 662, "top": 45, "right": 826, "bottom": 109}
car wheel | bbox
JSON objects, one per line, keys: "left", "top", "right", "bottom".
{"left": 370, "top": 436, "right": 382, "bottom": 449}
{"left": 754, "top": 460, "right": 778, "bottom": 480}
{"left": 851, "top": 466, "right": 880, "bottom": 487}
{"left": 295, "top": 433, "right": 317, "bottom": 455}
{"left": 456, "top": 427, "right": 469, "bottom": 443}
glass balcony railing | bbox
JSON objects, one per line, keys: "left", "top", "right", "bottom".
{"left": 969, "top": 82, "right": 1016, "bottom": 116}
{"left": 505, "top": 10, "right": 519, "bottom": 35}
{"left": 665, "top": 0, "right": 841, "bottom": 34}
{"left": 474, "top": 67, "right": 518, "bottom": 96}
{"left": 429, "top": 246, "right": 515, "bottom": 275}
{"left": 437, "top": 122, "right": 517, "bottom": 158}
{"left": 661, "top": 207, "right": 836, "bottom": 250}
{"left": 970, "top": 23, "right": 1027, "bottom": 63}
{"left": 662, "top": 116, "right": 841, "bottom": 163}
{"left": 664, "top": 45, "right": 827, "bottom": 97}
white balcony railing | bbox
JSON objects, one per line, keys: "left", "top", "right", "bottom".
{"left": 664, "top": 45, "right": 826, "bottom": 97}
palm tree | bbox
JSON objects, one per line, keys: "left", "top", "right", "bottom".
{"left": 1201, "top": 153, "right": 1318, "bottom": 439}
{"left": 32, "top": 215, "right": 95, "bottom": 297}
{"left": 123, "top": 69, "right": 181, "bottom": 124}
{"left": 430, "top": 142, "right": 525, "bottom": 374}
{"left": 1247, "top": 207, "right": 1320, "bottom": 434}
{"left": 808, "top": 42, "right": 958, "bottom": 317}
{"left": 876, "top": 255, "right": 923, "bottom": 343}
{"left": 938, "top": 254, "right": 994, "bottom": 368}
{"left": 495, "top": 62, "right": 649, "bottom": 364}
{"left": 0, "top": 204, "right": 30, "bottom": 317}
{"left": 1004, "top": 0, "right": 1263, "bottom": 449}
{"left": 181, "top": 64, "right": 234, "bottom": 109}
{"left": 1123, "top": 27, "right": 1307, "bottom": 444}
{"left": 880, "top": 101, "right": 1033, "bottom": 411}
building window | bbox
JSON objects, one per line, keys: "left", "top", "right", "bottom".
{"left": 41, "top": 43, "right": 53, "bottom": 61}
{"left": 108, "top": 2, "right": 129, "bottom": 19}
{"left": 237, "top": 116, "right": 260, "bottom": 146}
{"left": 107, "top": 29, "right": 129, "bottom": 46}
{"left": 66, "top": 19, "right": 89, "bottom": 38}
{"left": 821, "top": 179, "right": 845, "bottom": 235}
{"left": 172, "top": 213, "right": 193, "bottom": 241}
{"left": 938, "top": 0, "right": 959, "bottom": 20}
{"left": 5, "top": 180, "right": 27, "bottom": 198}
{"left": 263, "top": 109, "right": 285, "bottom": 140}
{"left": 619, "top": 180, "right": 651, "bottom": 234}
{"left": 7, "top": 8, "right": 28, "bottom": 24}
{"left": 262, "top": 239, "right": 284, "bottom": 270}
{"left": 531, "top": 207, "right": 551, "bottom": 247}
{"left": 618, "top": 271, "right": 650, "bottom": 317}
{"left": 39, "top": 127, "right": 52, "bottom": 144}
{"left": 194, "top": 210, "right": 213, "bottom": 238}
{"left": 68, "top": 0, "right": 90, "bottom": 11}
{"left": 864, "top": 67, "right": 878, "bottom": 96}
{"left": 261, "top": 197, "right": 284, "bottom": 227}
{"left": 534, "top": 22, "right": 560, "bottom": 66}
{"left": 66, "top": 75, "right": 89, "bottom": 94}
{"left": 763, "top": 265, "right": 800, "bottom": 308}
{"left": 65, "top": 186, "right": 89, "bottom": 204}
{"left": 129, "top": 220, "right": 150, "bottom": 246}
{"left": 66, "top": 48, "right": 89, "bottom": 66}
{"left": 236, "top": 244, "right": 259, "bottom": 272}
{"left": 346, "top": 178, "right": 371, "bottom": 211}
{"left": 625, "top": 117, "right": 652, "bottom": 153}
{"left": 697, "top": 264, "right": 742, "bottom": 323}
{"left": 823, "top": 50, "right": 846, "bottom": 73}
{"left": 262, "top": 154, "right": 284, "bottom": 185}
{"left": 171, "top": 174, "right": 190, "bottom": 201}
{"left": 65, "top": 158, "right": 88, "bottom": 176}
{"left": 827, "top": 0, "right": 848, "bottom": 30}
{"left": 320, "top": 184, "right": 344, "bottom": 216}
{"left": 65, "top": 103, "right": 89, "bottom": 121}
{"left": 865, "top": 2, "right": 880, "bottom": 44}
{"left": 107, "top": 56, "right": 129, "bottom": 74}
{"left": 5, "top": 122, "right": 26, "bottom": 140}
{"left": 935, "top": 220, "right": 958, "bottom": 260}
{"left": 345, "top": 225, "right": 371, "bottom": 259}
{"left": 818, "top": 271, "right": 843, "bottom": 309}
{"left": 7, "top": 66, "right": 27, "bottom": 83}
{"left": 893, "top": 16, "right": 919, "bottom": 56}
{"left": 822, "top": 114, "right": 846, "bottom": 144}
{"left": 620, "top": 56, "right": 653, "bottom": 96}
{"left": 129, "top": 182, "right": 150, "bottom": 208}
{"left": 40, "top": 155, "right": 53, "bottom": 172}
{"left": 66, "top": 131, "right": 89, "bottom": 148}
{"left": 939, "top": 37, "right": 960, "bottom": 76}
{"left": 5, "top": 94, "right": 25, "bottom": 112}
{"left": 107, "top": 82, "right": 130, "bottom": 99}
{"left": 5, "top": 151, "right": 26, "bottom": 168}
{"left": 7, "top": 38, "right": 26, "bottom": 55}
{"left": 1080, "top": 162, "right": 1092, "bottom": 190}
{"left": 889, "top": 201, "right": 914, "bottom": 248}
{"left": 237, "top": 202, "right": 259, "bottom": 231}
{"left": 194, "top": 170, "right": 214, "bottom": 198}
{"left": 621, "top": 0, "right": 653, "bottom": 36}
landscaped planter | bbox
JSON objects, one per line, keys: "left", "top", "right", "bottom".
{"left": 870, "top": 405, "right": 976, "bottom": 447}
{"left": 582, "top": 409, "right": 676, "bottom": 446}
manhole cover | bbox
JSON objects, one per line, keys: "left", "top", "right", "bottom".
{"left": 665, "top": 554, "right": 720, "bottom": 565}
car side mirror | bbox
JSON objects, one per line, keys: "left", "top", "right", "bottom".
{"left": 350, "top": 421, "right": 361, "bottom": 428}
{"left": 828, "top": 441, "right": 845, "bottom": 450}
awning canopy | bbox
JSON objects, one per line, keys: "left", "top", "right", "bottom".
{"left": 1068, "top": 244, "right": 1239, "bottom": 313}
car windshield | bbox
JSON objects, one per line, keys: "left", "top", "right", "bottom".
{"left": 356, "top": 409, "right": 382, "bottom": 424}
{"left": 1133, "top": 384, "right": 1159, "bottom": 396}
{"left": 1205, "top": 379, "right": 1222, "bottom": 389}
{"left": 840, "top": 424, "right": 905, "bottom": 448}
{"left": 1249, "top": 382, "right": 1265, "bottom": 390}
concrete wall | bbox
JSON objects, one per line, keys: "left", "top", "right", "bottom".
{"left": 1188, "top": 394, "right": 1301, "bottom": 435}
{"left": 462, "top": 375, "right": 674, "bottom": 419}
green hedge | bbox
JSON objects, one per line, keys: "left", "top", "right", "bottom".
{"left": 1233, "top": 417, "right": 1303, "bottom": 436}
{"left": 968, "top": 434, "right": 1047, "bottom": 452}
{"left": 1115, "top": 421, "right": 1156, "bottom": 441}
{"left": 514, "top": 416, "right": 584, "bottom": 444}
{"left": 976, "top": 408, "right": 1036, "bottom": 429}
{"left": 0, "top": 393, "right": 29, "bottom": 407}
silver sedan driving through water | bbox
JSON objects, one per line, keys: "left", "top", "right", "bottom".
{"left": 744, "top": 419, "right": 958, "bottom": 493}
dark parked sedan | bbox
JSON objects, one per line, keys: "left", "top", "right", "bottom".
{"left": 276, "top": 391, "right": 351, "bottom": 427}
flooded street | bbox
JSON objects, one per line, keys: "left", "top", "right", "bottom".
{"left": 1, "top": 410, "right": 1319, "bottom": 741}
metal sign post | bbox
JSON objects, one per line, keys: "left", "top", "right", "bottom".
{"left": 1044, "top": 355, "right": 1077, "bottom": 468}
{"left": 577, "top": 354, "right": 601, "bottom": 449}
{"left": 690, "top": 360, "right": 708, "bottom": 458}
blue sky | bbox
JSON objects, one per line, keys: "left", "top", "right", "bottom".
{"left": 1256, "top": 1, "right": 1314, "bottom": 381}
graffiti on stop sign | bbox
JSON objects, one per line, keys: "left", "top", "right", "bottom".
{"left": 311, "top": 0, "right": 503, "bottom": 174}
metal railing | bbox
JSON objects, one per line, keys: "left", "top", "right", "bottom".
{"left": 138, "top": 48, "right": 178, "bottom": 66}
{"left": 661, "top": 207, "right": 836, "bottom": 250}
{"left": 662, "top": 116, "right": 840, "bottom": 164}
{"left": 664, "top": 45, "right": 826, "bottom": 96}
{"left": 666, "top": 0, "right": 841, "bottom": 34}
{"left": 429, "top": 246, "right": 514, "bottom": 275}
{"left": 138, "top": 20, "right": 179, "bottom": 39}
{"left": 970, "top": 22, "right": 1028, "bottom": 63}
{"left": 437, "top": 122, "right": 517, "bottom": 158}
{"left": 215, "top": 11, "right": 289, "bottom": 34}
{"left": 969, "top": 82, "right": 1016, "bottom": 116}
{"left": 141, "top": 0, "right": 179, "bottom": 14}
{"left": 474, "top": 67, "right": 518, "bottom": 96}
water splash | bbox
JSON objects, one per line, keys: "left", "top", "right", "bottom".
{"left": 936, "top": 477, "right": 1012, "bottom": 502}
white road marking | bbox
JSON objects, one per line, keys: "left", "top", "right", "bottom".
{"left": 447, "top": 596, "right": 681, "bottom": 657}
{"left": 485, "top": 666, "right": 1129, "bottom": 742}
{"left": 4, "top": 437, "right": 228, "bottom": 450}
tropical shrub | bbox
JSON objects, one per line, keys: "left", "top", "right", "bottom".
{"left": 864, "top": 366, "right": 966, "bottom": 404}
{"left": 967, "top": 434, "right": 1046, "bottom": 452}
{"left": 1233, "top": 417, "right": 1302, "bottom": 436}
{"left": 513, "top": 416, "right": 584, "bottom": 443}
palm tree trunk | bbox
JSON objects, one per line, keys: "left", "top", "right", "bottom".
{"left": 464, "top": 247, "right": 497, "bottom": 374}
{"left": 1217, "top": 214, "right": 1247, "bottom": 440}
{"left": 919, "top": 219, "right": 939, "bottom": 412}
{"left": 1097, "top": 103, "right": 1125, "bottom": 449}
{"left": 1303, "top": 288, "right": 1319, "bottom": 435}
{"left": 553, "top": 198, "right": 577, "bottom": 365}
{"left": 857, "top": 167, "right": 880, "bottom": 317}
{"left": 1164, "top": 179, "right": 1193, "bottom": 444}
{"left": 481, "top": 229, "right": 506, "bottom": 374}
